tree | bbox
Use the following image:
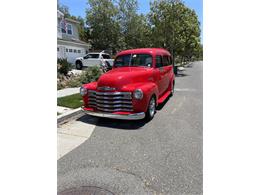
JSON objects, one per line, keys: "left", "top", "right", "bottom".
{"left": 58, "top": 4, "right": 71, "bottom": 18}
{"left": 77, "top": 16, "right": 91, "bottom": 43}
{"left": 148, "top": 0, "right": 202, "bottom": 63}
{"left": 86, "top": 0, "right": 121, "bottom": 53}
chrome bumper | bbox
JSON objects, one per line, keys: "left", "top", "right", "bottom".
{"left": 81, "top": 107, "right": 145, "bottom": 120}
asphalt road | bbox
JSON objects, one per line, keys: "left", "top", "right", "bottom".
{"left": 58, "top": 61, "right": 203, "bottom": 195}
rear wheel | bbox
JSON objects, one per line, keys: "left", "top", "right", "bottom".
{"left": 145, "top": 95, "right": 156, "bottom": 121}
{"left": 76, "top": 61, "right": 83, "bottom": 70}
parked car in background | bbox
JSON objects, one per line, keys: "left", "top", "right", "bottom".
{"left": 80, "top": 48, "right": 175, "bottom": 121}
{"left": 75, "top": 51, "right": 114, "bottom": 70}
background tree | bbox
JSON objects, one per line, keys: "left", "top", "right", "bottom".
{"left": 148, "top": 0, "right": 202, "bottom": 63}
{"left": 117, "top": 0, "right": 151, "bottom": 49}
{"left": 59, "top": 0, "right": 203, "bottom": 60}
{"left": 86, "top": 0, "right": 121, "bottom": 53}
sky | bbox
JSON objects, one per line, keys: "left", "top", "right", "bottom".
{"left": 59, "top": 0, "right": 203, "bottom": 42}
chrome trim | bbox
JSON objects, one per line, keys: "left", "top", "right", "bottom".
{"left": 88, "top": 90, "right": 131, "bottom": 96}
{"left": 97, "top": 86, "right": 116, "bottom": 91}
{"left": 81, "top": 107, "right": 145, "bottom": 120}
{"left": 88, "top": 95, "right": 132, "bottom": 100}
{"left": 88, "top": 105, "right": 133, "bottom": 112}
{"left": 88, "top": 98, "right": 132, "bottom": 104}
{"left": 87, "top": 90, "right": 133, "bottom": 112}
{"left": 89, "top": 102, "right": 133, "bottom": 108}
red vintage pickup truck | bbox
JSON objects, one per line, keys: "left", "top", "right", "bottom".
{"left": 80, "top": 48, "right": 175, "bottom": 120}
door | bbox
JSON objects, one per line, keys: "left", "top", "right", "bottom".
{"left": 162, "top": 55, "right": 173, "bottom": 88}
{"left": 84, "top": 53, "right": 100, "bottom": 67}
{"left": 155, "top": 55, "right": 168, "bottom": 96}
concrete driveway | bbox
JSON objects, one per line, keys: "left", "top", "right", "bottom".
{"left": 57, "top": 61, "right": 203, "bottom": 194}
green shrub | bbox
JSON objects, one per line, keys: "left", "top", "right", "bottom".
{"left": 66, "top": 78, "right": 82, "bottom": 88}
{"left": 57, "top": 58, "right": 72, "bottom": 75}
{"left": 79, "top": 66, "right": 102, "bottom": 84}
{"left": 57, "top": 82, "right": 65, "bottom": 90}
{"left": 57, "top": 65, "right": 102, "bottom": 90}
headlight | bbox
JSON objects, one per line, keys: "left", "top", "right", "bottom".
{"left": 133, "top": 89, "right": 143, "bottom": 100}
{"left": 80, "top": 86, "right": 88, "bottom": 96}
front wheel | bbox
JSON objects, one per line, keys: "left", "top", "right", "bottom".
{"left": 76, "top": 61, "right": 83, "bottom": 70}
{"left": 145, "top": 96, "right": 156, "bottom": 121}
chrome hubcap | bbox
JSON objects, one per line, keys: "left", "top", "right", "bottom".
{"left": 149, "top": 97, "right": 156, "bottom": 117}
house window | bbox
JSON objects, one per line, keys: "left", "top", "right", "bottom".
{"left": 67, "top": 24, "right": 72, "bottom": 35}
{"left": 73, "top": 49, "right": 76, "bottom": 53}
{"left": 78, "top": 50, "right": 81, "bottom": 53}
{"left": 69, "top": 49, "right": 72, "bottom": 52}
{"left": 57, "top": 47, "right": 59, "bottom": 52}
{"left": 66, "top": 48, "right": 68, "bottom": 52}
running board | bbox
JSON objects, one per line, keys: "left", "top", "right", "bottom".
{"left": 158, "top": 91, "right": 171, "bottom": 104}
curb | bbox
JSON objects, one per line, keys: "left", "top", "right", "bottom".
{"left": 57, "top": 107, "right": 85, "bottom": 125}
{"left": 57, "top": 87, "right": 80, "bottom": 98}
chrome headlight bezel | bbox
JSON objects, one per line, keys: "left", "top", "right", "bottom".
{"left": 133, "top": 89, "right": 143, "bottom": 100}
{"left": 80, "top": 86, "right": 88, "bottom": 96}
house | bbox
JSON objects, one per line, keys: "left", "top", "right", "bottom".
{"left": 57, "top": 10, "right": 91, "bottom": 64}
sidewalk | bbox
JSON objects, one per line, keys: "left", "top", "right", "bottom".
{"left": 57, "top": 87, "right": 80, "bottom": 98}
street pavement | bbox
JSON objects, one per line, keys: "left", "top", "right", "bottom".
{"left": 58, "top": 61, "right": 203, "bottom": 195}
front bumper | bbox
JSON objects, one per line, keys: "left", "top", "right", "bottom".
{"left": 81, "top": 107, "right": 145, "bottom": 120}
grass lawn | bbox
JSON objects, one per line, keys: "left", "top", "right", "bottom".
{"left": 57, "top": 93, "right": 83, "bottom": 109}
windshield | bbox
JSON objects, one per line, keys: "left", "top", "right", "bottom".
{"left": 114, "top": 54, "right": 152, "bottom": 67}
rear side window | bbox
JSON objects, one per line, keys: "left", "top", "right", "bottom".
{"left": 88, "top": 54, "right": 99, "bottom": 58}
{"left": 102, "top": 54, "right": 111, "bottom": 59}
{"left": 155, "top": 55, "right": 163, "bottom": 68}
{"left": 162, "top": 56, "right": 170, "bottom": 66}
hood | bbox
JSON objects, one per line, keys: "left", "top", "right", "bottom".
{"left": 97, "top": 67, "right": 153, "bottom": 90}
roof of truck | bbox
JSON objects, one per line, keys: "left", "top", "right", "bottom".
{"left": 116, "top": 48, "right": 171, "bottom": 56}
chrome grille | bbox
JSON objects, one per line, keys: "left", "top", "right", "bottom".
{"left": 88, "top": 90, "right": 133, "bottom": 112}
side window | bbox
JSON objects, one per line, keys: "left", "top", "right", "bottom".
{"left": 162, "top": 56, "right": 169, "bottom": 66}
{"left": 102, "top": 54, "right": 111, "bottom": 59}
{"left": 155, "top": 55, "right": 163, "bottom": 68}
{"left": 88, "top": 54, "right": 99, "bottom": 59}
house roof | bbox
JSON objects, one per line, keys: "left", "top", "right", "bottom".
{"left": 57, "top": 10, "right": 64, "bottom": 17}
{"left": 65, "top": 18, "right": 80, "bottom": 24}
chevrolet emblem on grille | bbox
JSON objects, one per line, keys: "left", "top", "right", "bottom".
{"left": 97, "top": 86, "right": 116, "bottom": 91}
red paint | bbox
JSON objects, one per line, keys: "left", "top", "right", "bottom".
{"left": 82, "top": 48, "right": 175, "bottom": 117}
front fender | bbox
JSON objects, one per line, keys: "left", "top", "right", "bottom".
{"left": 122, "top": 82, "right": 159, "bottom": 112}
